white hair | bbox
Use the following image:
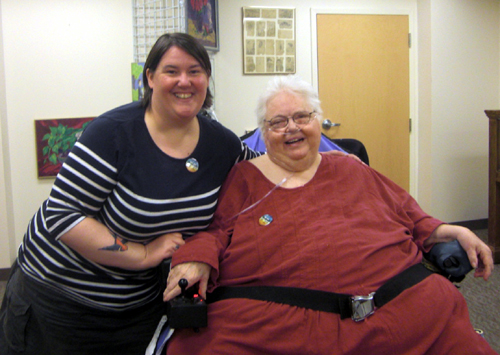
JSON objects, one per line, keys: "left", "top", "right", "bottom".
{"left": 255, "top": 75, "right": 323, "bottom": 131}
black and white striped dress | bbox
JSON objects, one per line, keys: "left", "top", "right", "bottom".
{"left": 17, "top": 102, "right": 258, "bottom": 311}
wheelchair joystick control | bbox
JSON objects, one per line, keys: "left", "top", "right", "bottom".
{"left": 179, "top": 278, "right": 188, "bottom": 296}
{"left": 167, "top": 278, "right": 207, "bottom": 330}
{"left": 424, "top": 239, "right": 473, "bottom": 283}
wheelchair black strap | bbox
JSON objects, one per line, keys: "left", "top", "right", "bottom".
{"left": 208, "top": 283, "right": 353, "bottom": 319}
{"left": 206, "top": 263, "right": 434, "bottom": 320}
{"left": 374, "top": 262, "right": 434, "bottom": 308}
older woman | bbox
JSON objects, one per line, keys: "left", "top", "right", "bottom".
{"left": 164, "top": 75, "right": 495, "bottom": 355}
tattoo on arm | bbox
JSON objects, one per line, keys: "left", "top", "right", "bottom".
{"left": 99, "top": 232, "right": 129, "bottom": 252}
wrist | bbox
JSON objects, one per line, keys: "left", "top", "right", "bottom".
{"left": 133, "top": 243, "right": 150, "bottom": 270}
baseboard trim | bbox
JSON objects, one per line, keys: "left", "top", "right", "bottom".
{"left": 449, "top": 218, "right": 488, "bottom": 231}
{"left": 0, "top": 268, "right": 11, "bottom": 281}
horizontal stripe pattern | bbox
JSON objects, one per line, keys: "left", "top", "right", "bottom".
{"left": 17, "top": 103, "right": 259, "bottom": 310}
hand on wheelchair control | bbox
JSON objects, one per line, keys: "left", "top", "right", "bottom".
{"left": 164, "top": 261, "right": 211, "bottom": 302}
{"left": 424, "top": 224, "right": 494, "bottom": 282}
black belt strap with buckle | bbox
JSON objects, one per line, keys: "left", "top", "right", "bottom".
{"left": 206, "top": 263, "right": 434, "bottom": 320}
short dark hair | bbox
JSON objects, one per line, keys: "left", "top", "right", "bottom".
{"left": 141, "top": 32, "right": 213, "bottom": 110}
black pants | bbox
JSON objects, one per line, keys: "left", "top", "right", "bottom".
{"left": 0, "top": 262, "right": 165, "bottom": 355}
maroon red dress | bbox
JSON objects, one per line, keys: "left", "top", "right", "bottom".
{"left": 167, "top": 154, "right": 495, "bottom": 354}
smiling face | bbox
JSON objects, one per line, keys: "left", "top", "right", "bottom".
{"left": 146, "top": 46, "right": 209, "bottom": 122}
{"left": 263, "top": 91, "right": 322, "bottom": 171}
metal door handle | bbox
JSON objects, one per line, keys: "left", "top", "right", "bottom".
{"left": 322, "top": 119, "right": 341, "bottom": 130}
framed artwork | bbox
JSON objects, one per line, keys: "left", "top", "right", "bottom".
{"left": 35, "top": 117, "right": 94, "bottom": 178}
{"left": 131, "top": 62, "right": 145, "bottom": 102}
{"left": 242, "top": 7, "right": 296, "bottom": 75}
{"left": 187, "top": 0, "right": 219, "bottom": 52}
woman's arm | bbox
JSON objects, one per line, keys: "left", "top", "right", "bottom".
{"left": 163, "top": 163, "right": 254, "bottom": 300}
{"left": 360, "top": 166, "right": 494, "bottom": 281}
{"left": 59, "top": 217, "right": 184, "bottom": 270}
{"left": 424, "top": 224, "right": 494, "bottom": 280}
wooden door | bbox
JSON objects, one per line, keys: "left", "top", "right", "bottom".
{"left": 317, "top": 14, "right": 410, "bottom": 190}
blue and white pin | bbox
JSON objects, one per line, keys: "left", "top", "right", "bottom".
{"left": 259, "top": 214, "right": 273, "bottom": 226}
{"left": 186, "top": 158, "right": 199, "bottom": 173}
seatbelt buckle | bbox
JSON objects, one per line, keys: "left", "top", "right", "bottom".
{"left": 351, "top": 292, "right": 376, "bottom": 322}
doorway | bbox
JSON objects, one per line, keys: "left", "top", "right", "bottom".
{"left": 315, "top": 13, "right": 411, "bottom": 191}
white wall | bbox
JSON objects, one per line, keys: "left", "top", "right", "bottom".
{"left": 0, "top": 1, "right": 11, "bottom": 266}
{"left": 428, "top": 0, "right": 499, "bottom": 222}
{"left": 0, "top": 0, "right": 134, "bottom": 268}
{"left": 0, "top": 0, "right": 499, "bottom": 268}
{"left": 416, "top": 0, "right": 433, "bottom": 217}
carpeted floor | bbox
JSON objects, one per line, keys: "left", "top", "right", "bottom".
{"left": 0, "top": 229, "right": 498, "bottom": 353}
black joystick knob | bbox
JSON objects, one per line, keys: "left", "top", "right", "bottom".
{"left": 179, "top": 278, "right": 188, "bottom": 297}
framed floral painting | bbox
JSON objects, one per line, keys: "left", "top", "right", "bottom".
{"left": 34, "top": 117, "right": 94, "bottom": 178}
{"left": 187, "top": 0, "right": 219, "bottom": 51}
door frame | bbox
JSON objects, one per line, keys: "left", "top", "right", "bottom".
{"left": 310, "top": 6, "right": 418, "bottom": 197}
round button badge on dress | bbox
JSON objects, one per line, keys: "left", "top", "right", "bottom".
{"left": 186, "top": 158, "right": 199, "bottom": 173}
{"left": 259, "top": 214, "right": 273, "bottom": 226}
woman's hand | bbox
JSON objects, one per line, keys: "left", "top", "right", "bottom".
{"left": 164, "top": 262, "right": 211, "bottom": 302}
{"left": 325, "top": 150, "right": 364, "bottom": 164}
{"left": 141, "top": 232, "right": 185, "bottom": 269}
{"left": 426, "top": 224, "right": 494, "bottom": 281}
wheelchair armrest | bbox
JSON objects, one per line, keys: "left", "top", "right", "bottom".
{"left": 423, "top": 240, "right": 473, "bottom": 282}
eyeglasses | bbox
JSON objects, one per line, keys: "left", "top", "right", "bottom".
{"left": 265, "top": 111, "right": 316, "bottom": 132}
